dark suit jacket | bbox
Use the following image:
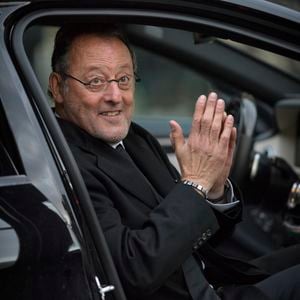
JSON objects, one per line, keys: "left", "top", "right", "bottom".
{"left": 58, "top": 119, "right": 270, "bottom": 300}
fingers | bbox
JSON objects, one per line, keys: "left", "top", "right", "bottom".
{"left": 219, "top": 115, "right": 235, "bottom": 149}
{"left": 169, "top": 120, "right": 185, "bottom": 151}
{"left": 200, "top": 93, "right": 218, "bottom": 135}
{"left": 220, "top": 126, "right": 237, "bottom": 182}
{"left": 229, "top": 127, "right": 237, "bottom": 151}
{"left": 190, "top": 95, "right": 206, "bottom": 135}
{"left": 191, "top": 93, "right": 225, "bottom": 139}
{"left": 210, "top": 99, "right": 225, "bottom": 141}
{"left": 227, "top": 126, "right": 237, "bottom": 164}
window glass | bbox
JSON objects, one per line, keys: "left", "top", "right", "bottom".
{"left": 134, "top": 47, "right": 213, "bottom": 118}
{"left": 24, "top": 25, "right": 56, "bottom": 104}
{"left": 222, "top": 40, "right": 300, "bottom": 81}
{"left": 25, "top": 24, "right": 279, "bottom": 139}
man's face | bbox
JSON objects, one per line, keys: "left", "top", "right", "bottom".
{"left": 52, "top": 34, "right": 135, "bottom": 143}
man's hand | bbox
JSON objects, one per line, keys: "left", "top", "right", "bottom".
{"left": 208, "top": 124, "right": 236, "bottom": 199}
{"left": 169, "top": 92, "right": 236, "bottom": 198}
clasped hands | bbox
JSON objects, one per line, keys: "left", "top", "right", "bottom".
{"left": 169, "top": 92, "right": 237, "bottom": 200}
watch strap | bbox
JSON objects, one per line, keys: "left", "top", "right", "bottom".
{"left": 182, "top": 180, "right": 208, "bottom": 199}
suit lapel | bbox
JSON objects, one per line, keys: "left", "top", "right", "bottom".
{"left": 124, "top": 126, "right": 177, "bottom": 198}
{"left": 94, "top": 141, "right": 159, "bottom": 208}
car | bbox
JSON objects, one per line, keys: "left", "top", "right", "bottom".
{"left": 0, "top": 0, "right": 300, "bottom": 299}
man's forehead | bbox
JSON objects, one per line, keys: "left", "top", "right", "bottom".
{"left": 65, "top": 34, "right": 134, "bottom": 74}
{"left": 85, "top": 63, "right": 132, "bottom": 71}
{"left": 70, "top": 33, "right": 128, "bottom": 54}
{"left": 69, "top": 34, "right": 133, "bottom": 65}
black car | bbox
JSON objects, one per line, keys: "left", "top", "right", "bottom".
{"left": 0, "top": 1, "right": 300, "bottom": 299}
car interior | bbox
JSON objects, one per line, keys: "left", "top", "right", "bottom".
{"left": 19, "top": 18, "right": 300, "bottom": 262}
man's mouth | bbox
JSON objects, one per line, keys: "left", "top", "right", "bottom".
{"left": 100, "top": 111, "right": 121, "bottom": 117}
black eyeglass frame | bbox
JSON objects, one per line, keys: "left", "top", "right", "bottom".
{"left": 59, "top": 72, "right": 141, "bottom": 91}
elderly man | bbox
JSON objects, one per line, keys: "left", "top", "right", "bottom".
{"left": 48, "top": 23, "right": 300, "bottom": 300}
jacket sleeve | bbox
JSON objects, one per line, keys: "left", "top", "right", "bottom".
{"left": 139, "top": 123, "right": 243, "bottom": 235}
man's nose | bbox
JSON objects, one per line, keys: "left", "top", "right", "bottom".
{"left": 102, "top": 81, "right": 122, "bottom": 102}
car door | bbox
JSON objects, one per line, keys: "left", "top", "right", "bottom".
{"left": 0, "top": 2, "right": 126, "bottom": 300}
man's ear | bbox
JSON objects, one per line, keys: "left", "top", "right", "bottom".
{"left": 48, "top": 72, "right": 65, "bottom": 103}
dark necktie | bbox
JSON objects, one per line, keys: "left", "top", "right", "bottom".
{"left": 115, "top": 144, "right": 161, "bottom": 203}
{"left": 116, "top": 144, "right": 134, "bottom": 162}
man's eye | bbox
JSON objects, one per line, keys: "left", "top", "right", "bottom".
{"left": 119, "top": 76, "right": 130, "bottom": 83}
{"left": 90, "top": 78, "right": 105, "bottom": 85}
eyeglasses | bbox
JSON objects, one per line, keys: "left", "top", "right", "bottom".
{"left": 60, "top": 72, "right": 140, "bottom": 92}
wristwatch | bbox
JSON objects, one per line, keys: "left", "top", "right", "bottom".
{"left": 182, "top": 180, "right": 208, "bottom": 199}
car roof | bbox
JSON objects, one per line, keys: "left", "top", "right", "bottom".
{"left": 1, "top": 0, "right": 299, "bottom": 29}
{"left": 2, "top": 0, "right": 300, "bottom": 20}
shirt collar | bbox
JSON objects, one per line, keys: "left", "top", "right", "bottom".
{"left": 109, "top": 141, "right": 125, "bottom": 149}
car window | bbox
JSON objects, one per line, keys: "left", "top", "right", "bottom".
{"left": 25, "top": 23, "right": 297, "bottom": 143}
{"left": 134, "top": 46, "right": 213, "bottom": 117}
{"left": 133, "top": 46, "right": 215, "bottom": 137}
{"left": 223, "top": 40, "right": 300, "bottom": 81}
